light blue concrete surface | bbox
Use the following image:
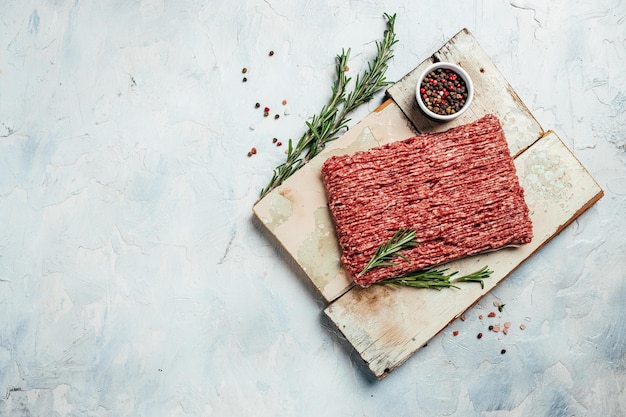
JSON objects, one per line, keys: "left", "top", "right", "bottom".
{"left": 1, "top": 1, "right": 625, "bottom": 415}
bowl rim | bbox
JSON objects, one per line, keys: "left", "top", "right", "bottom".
{"left": 415, "top": 62, "right": 474, "bottom": 121}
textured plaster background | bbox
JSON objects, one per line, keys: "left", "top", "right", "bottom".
{"left": 1, "top": 0, "right": 625, "bottom": 416}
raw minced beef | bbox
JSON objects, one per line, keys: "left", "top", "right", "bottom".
{"left": 321, "top": 114, "right": 533, "bottom": 287}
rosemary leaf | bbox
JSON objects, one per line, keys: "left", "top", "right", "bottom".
{"left": 259, "top": 13, "right": 397, "bottom": 199}
{"left": 358, "top": 228, "right": 418, "bottom": 277}
{"left": 378, "top": 266, "right": 493, "bottom": 290}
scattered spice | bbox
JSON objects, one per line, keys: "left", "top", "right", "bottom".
{"left": 488, "top": 311, "right": 496, "bottom": 318}
{"left": 460, "top": 314, "right": 466, "bottom": 321}
{"left": 282, "top": 99, "right": 288, "bottom": 105}
{"left": 519, "top": 324, "right": 527, "bottom": 330}
{"left": 269, "top": 50, "right": 274, "bottom": 56}
{"left": 492, "top": 325, "right": 501, "bottom": 332}
{"left": 272, "top": 137, "right": 278, "bottom": 143}
{"left": 250, "top": 147, "right": 257, "bottom": 155}
{"left": 242, "top": 67, "right": 248, "bottom": 74}
{"left": 419, "top": 67, "right": 468, "bottom": 116}
{"left": 264, "top": 111, "right": 269, "bottom": 117}
{"left": 503, "top": 328, "right": 509, "bottom": 335}
{"left": 479, "top": 314, "right": 483, "bottom": 320}
{"left": 276, "top": 141, "right": 282, "bottom": 146}
{"left": 501, "top": 349, "right": 506, "bottom": 354}
{"left": 488, "top": 325, "right": 494, "bottom": 331}
{"left": 274, "top": 114, "right": 280, "bottom": 120}
{"left": 477, "top": 332, "right": 483, "bottom": 339}
{"left": 453, "top": 330, "right": 459, "bottom": 336}
{"left": 504, "top": 322, "right": 511, "bottom": 328}
{"left": 264, "top": 107, "right": 270, "bottom": 113}
{"left": 242, "top": 77, "right": 248, "bottom": 82}
{"left": 255, "top": 102, "right": 260, "bottom": 108}
{"left": 493, "top": 300, "right": 501, "bottom": 308}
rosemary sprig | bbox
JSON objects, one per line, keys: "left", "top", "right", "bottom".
{"left": 358, "top": 228, "right": 419, "bottom": 277}
{"left": 452, "top": 266, "right": 493, "bottom": 289}
{"left": 259, "top": 13, "right": 398, "bottom": 199}
{"left": 379, "top": 266, "right": 493, "bottom": 290}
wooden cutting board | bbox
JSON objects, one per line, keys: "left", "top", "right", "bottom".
{"left": 252, "top": 28, "right": 603, "bottom": 379}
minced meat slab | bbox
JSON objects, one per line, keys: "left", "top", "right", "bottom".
{"left": 321, "top": 114, "right": 533, "bottom": 287}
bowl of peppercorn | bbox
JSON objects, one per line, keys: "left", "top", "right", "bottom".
{"left": 415, "top": 62, "right": 474, "bottom": 121}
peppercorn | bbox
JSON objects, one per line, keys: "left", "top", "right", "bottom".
{"left": 242, "top": 67, "right": 248, "bottom": 74}
{"left": 419, "top": 67, "right": 468, "bottom": 116}
{"left": 282, "top": 99, "right": 287, "bottom": 105}
{"left": 272, "top": 137, "right": 278, "bottom": 143}
{"left": 242, "top": 77, "right": 247, "bottom": 82}
{"left": 488, "top": 325, "right": 494, "bottom": 331}
{"left": 501, "top": 349, "right": 506, "bottom": 354}
{"left": 276, "top": 141, "right": 282, "bottom": 146}
{"left": 269, "top": 50, "right": 274, "bottom": 56}
{"left": 264, "top": 107, "right": 270, "bottom": 113}
{"left": 263, "top": 112, "right": 269, "bottom": 117}
{"left": 477, "top": 332, "right": 483, "bottom": 339}
{"left": 452, "top": 330, "right": 459, "bottom": 336}
{"left": 274, "top": 114, "right": 280, "bottom": 119}
{"left": 250, "top": 147, "right": 257, "bottom": 155}
{"left": 255, "top": 102, "right": 260, "bottom": 108}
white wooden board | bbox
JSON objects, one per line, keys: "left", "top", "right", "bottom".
{"left": 388, "top": 28, "right": 543, "bottom": 157}
{"left": 253, "top": 29, "right": 603, "bottom": 379}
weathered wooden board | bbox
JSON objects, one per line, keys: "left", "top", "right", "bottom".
{"left": 324, "top": 131, "right": 603, "bottom": 379}
{"left": 253, "top": 28, "right": 603, "bottom": 380}
{"left": 253, "top": 101, "right": 417, "bottom": 302}
{"left": 388, "top": 28, "right": 543, "bottom": 157}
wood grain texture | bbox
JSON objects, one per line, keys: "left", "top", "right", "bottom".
{"left": 324, "top": 131, "right": 603, "bottom": 379}
{"left": 387, "top": 28, "right": 544, "bottom": 158}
